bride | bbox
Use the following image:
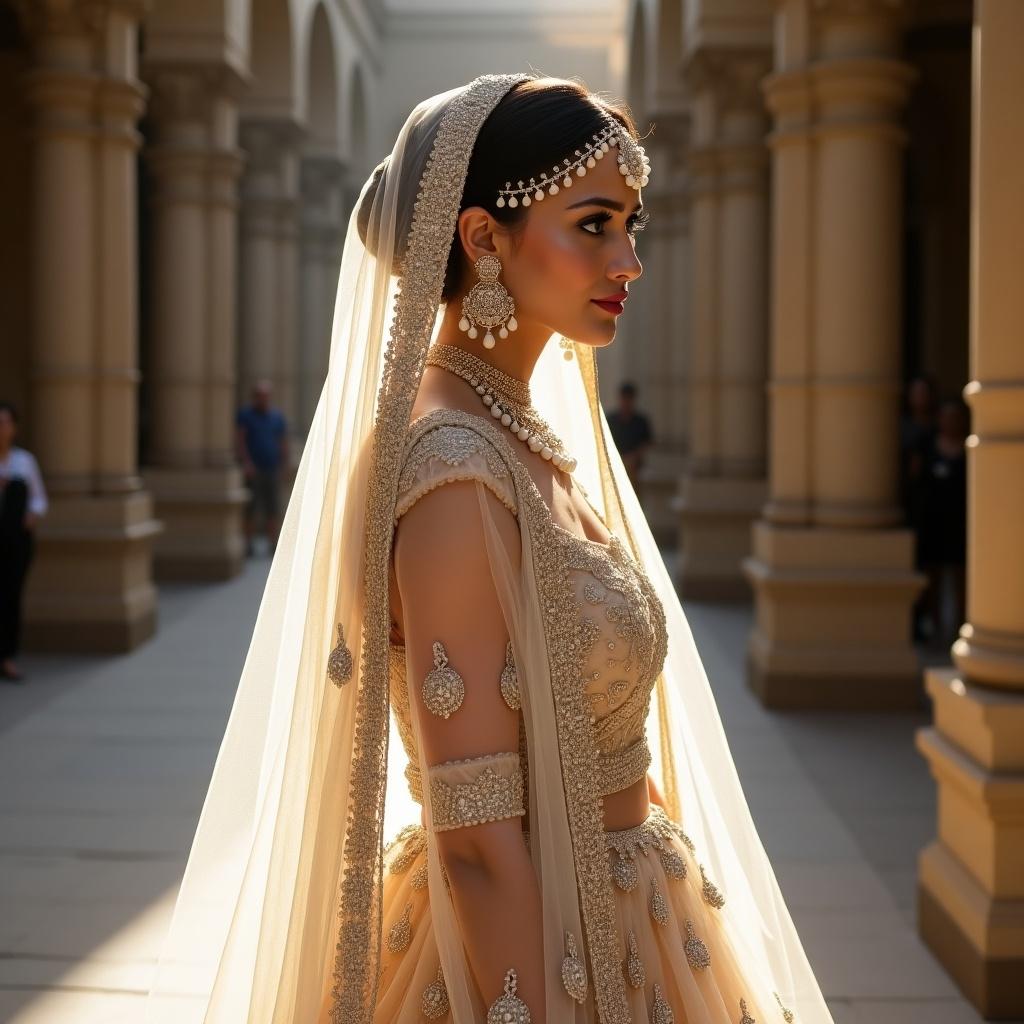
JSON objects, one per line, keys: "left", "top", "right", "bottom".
{"left": 145, "top": 74, "right": 834, "bottom": 1024}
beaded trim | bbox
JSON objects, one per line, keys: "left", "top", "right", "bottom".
{"left": 595, "top": 735, "right": 652, "bottom": 797}
{"left": 496, "top": 119, "right": 651, "bottom": 208}
{"left": 427, "top": 751, "right": 526, "bottom": 831}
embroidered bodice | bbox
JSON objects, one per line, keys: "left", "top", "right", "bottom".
{"left": 389, "top": 415, "right": 668, "bottom": 805}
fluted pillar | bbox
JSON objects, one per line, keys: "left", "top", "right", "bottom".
{"left": 676, "top": 49, "right": 771, "bottom": 600}
{"left": 744, "top": 0, "right": 923, "bottom": 707}
{"left": 141, "top": 65, "right": 248, "bottom": 580}
{"left": 20, "top": 0, "right": 159, "bottom": 653}
{"left": 238, "top": 120, "right": 302, "bottom": 433}
{"left": 917, "top": 1, "right": 1024, "bottom": 1013}
{"left": 297, "top": 155, "right": 345, "bottom": 434}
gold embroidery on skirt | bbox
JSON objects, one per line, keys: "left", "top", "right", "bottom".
{"left": 385, "top": 902, "right": 413, "bottom": 954}
{"left": 624, "top": 930, "right": 645, "bottom": 989}
{"left": 649, "top": 878, "right": 670, "bottom": 926}
{"left": 774, "top": 991, "right": 795, "bottom": 1022}
{"left": 700, "top": 863, "right": 726, "bottom": 908}
{"left": 421, "top": 964, "right": 449, "bottom": 1020}
{"left": 651, "top": 981, "right": 675, "bottom": 1024}
{"left": 740, "top": 996, "right": 757, "bottom": 1023}
{"left": 684, "top": 919, "right": 711, "bottom": 970}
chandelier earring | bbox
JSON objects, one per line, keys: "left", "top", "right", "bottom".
{"left": 459, "top": 253, "right": 517, "bottom": 350}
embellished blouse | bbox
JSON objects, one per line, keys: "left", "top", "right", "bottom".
{"left": 389, "top": 417, "right": 668, "bottom": 811}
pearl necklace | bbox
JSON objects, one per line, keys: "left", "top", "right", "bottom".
{"left": 425, "top": 345, "right": 578, "bottom": 474}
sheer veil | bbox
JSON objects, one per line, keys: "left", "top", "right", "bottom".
{"left": 145, "top": 73, "right": 833, "bottom": 1023}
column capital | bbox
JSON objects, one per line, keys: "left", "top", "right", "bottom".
{"left": 684, "top": 47, "right": 773, "bottom": 114}
{"left": 240, "top": 117, "right": 305, "bottom": 169}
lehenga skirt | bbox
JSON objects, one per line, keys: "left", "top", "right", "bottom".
{"left": 371, "top": 803, "right": 796, "bottom": 1023}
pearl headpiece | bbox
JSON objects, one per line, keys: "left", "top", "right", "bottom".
{"left": 495, "top": 119, "right": 651, "bottom": 209}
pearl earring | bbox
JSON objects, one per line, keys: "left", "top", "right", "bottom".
{"left": 459, "top": 253, "right": 517, "bottom": 350}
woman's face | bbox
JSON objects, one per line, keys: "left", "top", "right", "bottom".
{"left": 492, "top": 144, "right": 646, "bottom": 349}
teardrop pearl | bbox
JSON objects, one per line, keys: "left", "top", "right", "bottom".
{"left": 483, "top": 332, "right": 495, "bottom": 349}
{"left": 459, "top": 316, "right": 469, "bottom": 332}
{"left": 468, "top": 326, "right": 478, "bottom": 339}
{"left": 508, "top": 316, "right": 518, "bottom": 332}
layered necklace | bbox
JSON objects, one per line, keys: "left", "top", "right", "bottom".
{"left": 424, "top": 344, "right": 578, "bottom": 474}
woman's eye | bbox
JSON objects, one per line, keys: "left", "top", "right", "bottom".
{"left": 580, "top": 212, "right": 650, "bottom": 237}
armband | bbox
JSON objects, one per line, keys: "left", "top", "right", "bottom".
{"left": 427, "top": 751, "right": 525, "bottom": 831}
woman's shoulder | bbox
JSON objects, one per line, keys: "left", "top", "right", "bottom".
{"left": 396, "top": 407, "right": 519, "bottom": 523}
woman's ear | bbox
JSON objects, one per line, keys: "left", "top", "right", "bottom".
{"left": 457, "top": 206, "right": 500, "bottom": 265}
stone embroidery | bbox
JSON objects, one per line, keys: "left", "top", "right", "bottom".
{"left": 422, "top": 640, "right": 466, "bottom": 719}
{"left": 684, "top": 919, "right": 711, "bottom": 971}
{"left": 327, "top": 623, "right": 354, "bottom": 686}
{"left": 774, "top": 992, "right": 795, "bottom": 1022}
{"left": 561, "top": 930, "right": 588, "bottom": 1002}
{"left": 421, "top": 964, "right": 449, "bottom": 1019}
{"left": 487, "top": 967, "right": 531, "bottom": 1024}
{"left": 624, "top": 930, "right": 645, "bottom": 988}
{"left": 649, "top": 878, "right": 670, "bottom": 925}
{"left": 500, "top": 639, "right": 521, "bottom": 710}
{"left": 427, "top": 751, "right": 526, "bottom": 831}
{"left": 410, "top": 861, "right": 429, "bottom": 890}
{"left": 740, "top": 996, "right": 757, "bottom": 1024}
{"left": 387, "top": 823, "right": 426, "bottom": 874}
{"left": 385, "top": 901, "right": 413, "bottom": 953}
{"left": 396, "top": 424, "right": 518, "bottom": 522}
{"left": 700, "top": 863, "right": 726, "bottom": 909}
{"left": 651, "top": 982, "right": 675, "bottom": 1024}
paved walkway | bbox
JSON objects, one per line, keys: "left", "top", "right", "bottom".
{"left": 0, "top": 557, "right": 996, "bottom": 1023}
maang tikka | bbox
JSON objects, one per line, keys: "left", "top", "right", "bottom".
{"left": 458, "top": 253, "right": 517, "bottom": 349}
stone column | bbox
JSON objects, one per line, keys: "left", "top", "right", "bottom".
{"left": 916, "top": 1, "right": 1024, "bottom": 1013}
{"left": 20, "top": 0, "right": 159, "bottom": 653}
{"left": 632, "top": 114, "right": 691, "bottom": 547}
{"left": 141, "top": 66, "right": 248, "bottom": 580}
{"left": 745, "top": 0, "right": 923, "bottom": 707}
{"left": 238, "top": 120, "right": 302, "bottom": 435}
{"left": 676, "top": 49, "right": 771, "bottom": 599}
{"left": 297, "top": 155, "right": 346, "bottom": 435}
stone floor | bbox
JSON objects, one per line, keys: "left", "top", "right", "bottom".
{"left": 0, "top": 554, "right": 1005, "bottom": 1023}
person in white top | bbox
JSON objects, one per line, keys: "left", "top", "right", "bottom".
{"left": 0, "top": 401, "right": 48, "bottom": 681}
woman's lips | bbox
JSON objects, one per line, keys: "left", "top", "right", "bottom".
{"left": 591, "top": 299, "right": 625, "bottom": 315}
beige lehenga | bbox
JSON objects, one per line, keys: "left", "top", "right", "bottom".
{"left": 370, "top": 409, "right": 798, "bottom": 1024}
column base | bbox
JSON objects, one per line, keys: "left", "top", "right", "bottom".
{"left": 743, "top": 520, "right": 926, "bottom": 708}
{"left": 675, "top": 474, "right": 765, "bottom": 601}
{"left": 22, "top": 491, "right": 161, "bottom": 653}
{"left": 144, "top": 466, "right": 248, "bottom": 581}
{"left": 919, "top": 842, "right": 1024, "bottom": 1018}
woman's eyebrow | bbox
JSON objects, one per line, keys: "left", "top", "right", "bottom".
{"left": 566, "top": 196, "right": 645, "bottom": 216}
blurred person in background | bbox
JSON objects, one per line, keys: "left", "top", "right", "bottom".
{"left": 235, "top": 380, "right": 288, "bottom": 556}
{"left": 606, "top": 379, "right": 652, "bottom": 490}
{"left": 0, "top": 401, "right": 48, "bottom": 681}
{"left": 917, "top": 397, "right": 969, "bottom": 647}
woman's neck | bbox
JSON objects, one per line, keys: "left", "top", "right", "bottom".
{"left": 435, "top": 300, "right": 553, "bottom": 383}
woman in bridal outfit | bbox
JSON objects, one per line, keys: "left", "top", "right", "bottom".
{"left": 145, "top": 74, "right": 834, "bottom": 1024}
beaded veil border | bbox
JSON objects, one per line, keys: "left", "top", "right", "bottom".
{"left": 329, "top": 73, "right": 533, "bottom": 1023}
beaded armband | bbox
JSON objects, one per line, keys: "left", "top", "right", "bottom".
{"left": 427, "top": 751, "right": 526, "bottom": 831}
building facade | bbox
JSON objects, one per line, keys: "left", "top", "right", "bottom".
{"left": 621, "top": 0, "right": 1023, "bottom": 1014}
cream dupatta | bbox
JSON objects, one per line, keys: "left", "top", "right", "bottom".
{"left": 144, "top": 73, "right": 834, "bottom": 1023}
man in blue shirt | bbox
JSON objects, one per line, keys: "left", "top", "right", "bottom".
{"left": 236, "top": 381, "right": 289, "bottom": 556}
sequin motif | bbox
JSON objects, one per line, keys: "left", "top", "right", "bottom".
{"left": 386, "top": 902, "right": 412, "bottom": 953}
{"left": 422, "top": 640, "right": 465, "bottom": 719}
{"left": 561, "top": 930, "right": 588, "bottom": 1002}
{"left": 684, "top": 919, "right": 712, "bottom": 971}
{"left": 624, "top": 930, "right": 645, "bottom": 988}
{"left": 421, "top": 964, "right": 449, "bottom": 1019}
{"left": 774, "top": 992, "right": 795, "bottom": 1022}
{"left": 701, "top": 863, "right": 726, "bottom": 909}
{"left": 740, "top": 996, "right": 757, "bottom": 1024}
{"left": 500, "top": 640, "right": 521, "bottom": 710}
{"left": 649, "top": 878, "right": 670, "bottom": 926}
{"left": 652, "top": 982, "right": 675, "bottom": 1024}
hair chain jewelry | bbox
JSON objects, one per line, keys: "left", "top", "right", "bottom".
{"left": 496, "top": 119, "right": 651, "bottom": 209}
{"left": 425, "top": 344, "right": 578, "bottom": 474}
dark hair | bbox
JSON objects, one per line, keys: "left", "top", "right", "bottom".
{"left": 619, "top": 381, "right": 637, "bottom": 398}
{"left": 357, "top": 76, "right": 641, "bottom": 302}
{"left": 0, "top": 401, "right": 18, "bottom": 424}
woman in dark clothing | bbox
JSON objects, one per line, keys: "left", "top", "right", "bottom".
{"left": 0, "top": 401, "right": 48, "bottom": 681}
